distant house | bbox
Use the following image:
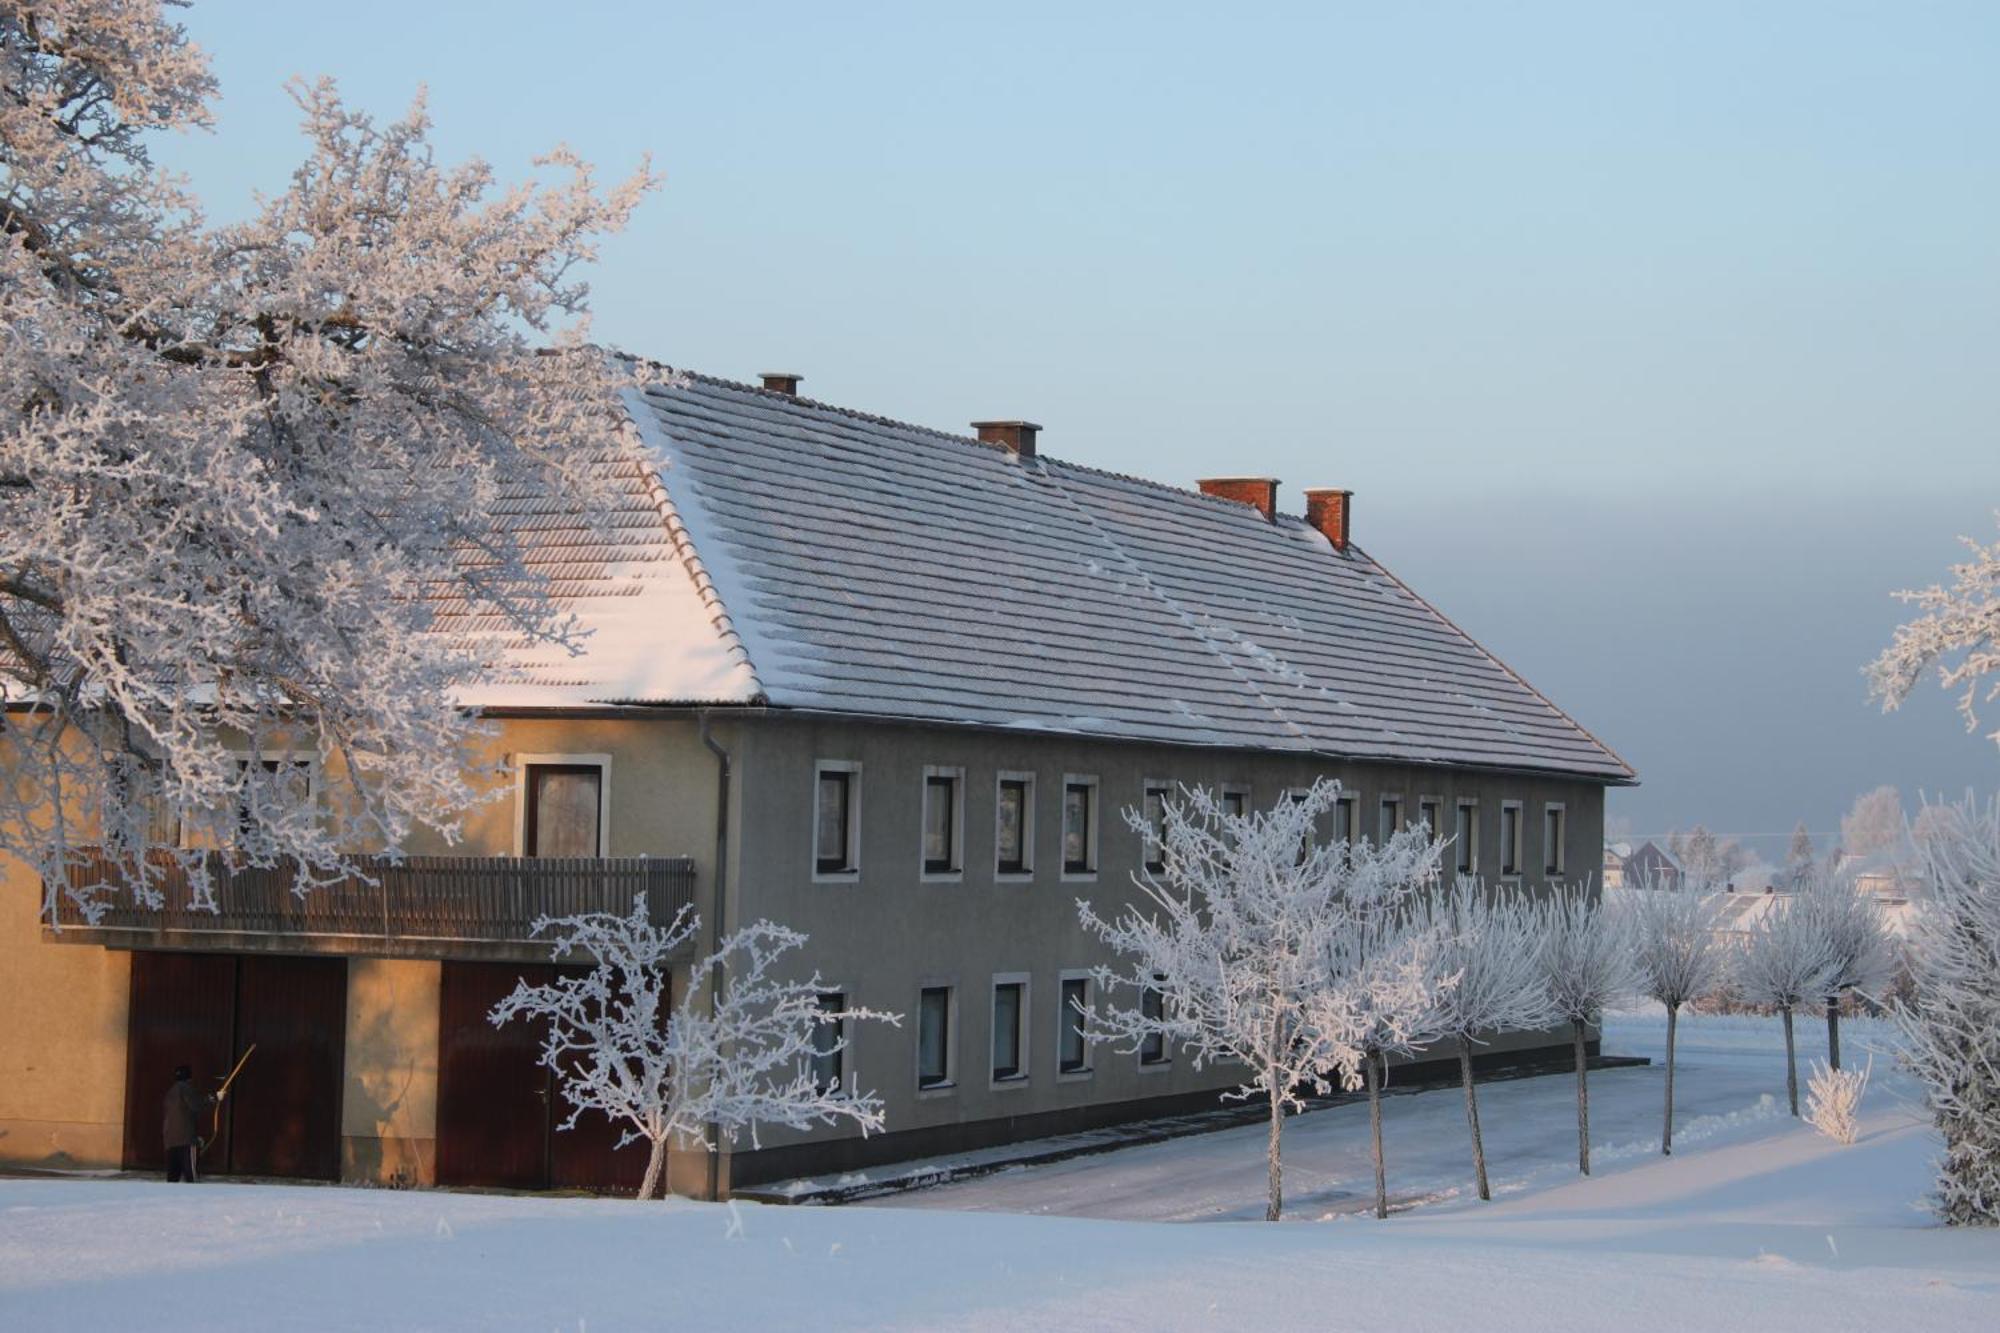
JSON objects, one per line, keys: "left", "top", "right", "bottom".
{"left": 1621, "top": 840, "right": 1683, "bottom": 889}
{"left": 1603, "top": 840, "right": 1632, "bottom": 889}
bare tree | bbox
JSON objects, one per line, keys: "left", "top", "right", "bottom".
{"left": 491, "top": 897, "right": 897, "bottom": 1199}
{"left": 1077, "top": 779, "right": 1444, "bottom": 1221}
{"left": 1537, "top": 886, "right": 1639, "bottom": 1174}
{"left": 1627, "top": 877, "right": 1726, "bottom": 1154}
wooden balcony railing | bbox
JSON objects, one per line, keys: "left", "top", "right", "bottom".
{"left": 43, "top": 851, "right": 699, "bottom": 963}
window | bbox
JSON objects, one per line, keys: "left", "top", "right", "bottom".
{"left": 918, "top": 986, "right": 953, "bottom": 1090}
{"left": 995, "top": 773, "right": 1033, "bottom": 877}
{"left": 1142, "top": 783, "right": 1170, "bottom": 873}
{"left": 1058, "top": 974, "right": 1091, "bottom": 1075}
{"left": 1282, "top": 788, "right": 1313, "bottom": 861}
{"left": 922, "top": 768, "right": 963, "bottom": 876}
{"left": 1220, "top": 788, "right": 1248, "bottom": 820}
{"left": 1379, "top": 796, "right": 1404, "bottom": 845}
{"left": 1139, "top": 979, "right": 1168, "bottom": 1066}
{"left": 1500, "top": 802, "right": 1523, "bottom": 877}
{"left": 1544, "top": 804, "right": 1567, "bottom": 876}
{"left": 523, "top": 762, "right": 601, "bottom": 857}
{"left": 1418, "top": 796, "right": 1442, "bottom": 838}
{"left": 810, "top": 992, "right": 846, "bottom": 1094}
{"left": 229, "top": 755, "right": 315, "bottom": 846}
{"left": 1062, "top": 777, "right": 1099, "bottom": 877}
{"left": 813, "top": 761, "right": 861, "bottom": 878}
{"left": 991, "top": 978, "right": 1026, "bottom": 1083}
{"left": 1454, "top": 800, "right": 1479, "bottom": 876}
{"left": 1334, "top": 795, "right": 1357, "bottom": 844}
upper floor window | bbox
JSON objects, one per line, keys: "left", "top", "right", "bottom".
{"left": 1062, "top": 777, "right": 1099, "bottom": 877}
{"left": 814, "top": 761, "right": 861, "bottom": 878}
{"left": 234, "top": 755, "right": 316, "bottom": 845}
{"left": 1544, "top": 804, "right": 1567, "bottom": 876}
{"left": 810, "top": 992, "right": 846, "bottom": 1094}
{"left": 1418, "top": 796, "right": 1442, "bottom": 839}
{"left": 1142, "top": 783, "right": 1170, "bottom": 874}
{"left": 1500, "top": 802, "right": 1523, "bottom": 877}
{"left": 996, "top": 773, "right": 1033, "bottom": 877}
{"left": 523, "top": 761, "right": 602, "bottom": 857}
{"left": 1454, "top": 800, "right": 1479, "bottom": 876}
{"left": 1220, "top": 787, "right": 1248, "bottom": 820}
{"left": 1379, "top": 796, "right": 1404, "bottom": 844}
{"left": 922, "top": 767, "right": 964, "bottom": 877}
{"left": 1334, "top": 794, "right": 1357, "bottom": 844}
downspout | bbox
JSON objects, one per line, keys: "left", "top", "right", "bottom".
{"left": 698, "top": 709, "right": 731, "bottom": 1202}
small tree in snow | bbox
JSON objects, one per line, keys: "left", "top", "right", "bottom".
{"left": 1733, "top": 893, "right": 1840, "bottom": 1116}
{"left": 1076, "top": 779, "right": 1443, "bottom": 1221}
{"left": 1891, "top": 796, "right": 2000, "bottom": 1225}
{"left": 1840, "top": 786, "right": 1908, "bottom": 862}
{"left": 1867, "top": 515, "right": 2000, "bottom": 752}
{"left": 1788, "top": 821, "right": 1816, "bottom": 868}
{"left": 490, "top": 896, "right": 897, "bottom": 1200}
{"left": 1797, "top": 866, "right": 1897, "bottom": 1069}
{"left": 1412, "top": 878, "right": 1557, "bottom": 1201}
{"left": 1536, "top": 886, "right": 1640, "bottom": 1175}
{"left": 1626, "top": 876, "right": 1726, "bottom": 1155}
{"left": 1804, "top": 1059, "right": 1870, "bottom": 1146}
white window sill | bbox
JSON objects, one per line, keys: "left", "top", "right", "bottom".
{"left": 920, "top": 870, "right": 964, "bottom": 885}
{"left": 990, "top": 1073, "right": 1031, "bottom": 1092}
{"left": 916, "top": 1081, "right": 957, "bottom": 1101}
{"left": 994, "top": 871, "right": 1036, "bottom": 885}
{"left": 1057, "top": 1067, "right": 1094, "bottom": 1083}
{"left": 1059, "top": 870, "right": 1098, "bottom": 885}
{"left": 812, "top": 870, "right": 862, "bottom": 886}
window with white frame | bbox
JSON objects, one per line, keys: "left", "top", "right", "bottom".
{"left": 814, "top": 761, "right": 861, "bottom": 878}
{"left": 922, "top": 767, "right": 964, "bottom": 876}
{"left": 1500, "top": 801, "right": 1523, "bottom": 877}
{"left": 991, "top": 976, "right": 1028, "bottom": 1083}
{"left": 918, "top": 985, "right": 954, "bottom": 1090}
{"left": 1058, "top": 973, "right": 1092, "bottom": 1075}
{"left": 1544, "top": 803, "right": 1567, "bottom": 876}
{"left": 810, "top": 992, "right": 846, "bottom": 1094}
{"left": 1139, "top": 978, "right": 1168, "bottom": 1066}
{"left": 522, "top": 763, "right": 602, "bottom": 857}
{"left": 1418, "top": 796, "right": 1442, "bottom": 838}
{"left": 1062, "top": 776, "right": 1099, "bottom": 877}
{"left": 1142, "top": 782, "right": 1170, "bottom": 874}
{"left": 1454, "top": 800, "right": 1479, "bottom": 876}
{"left": 1379, "top": 795, "right": 1404, "bottom": 844}
{"left": 995, "top": 773, "right": 1034, "bottom": 877}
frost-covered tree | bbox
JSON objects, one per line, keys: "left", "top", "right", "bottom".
{"left": 1867, "top": 516, "right": 2000, "bottom": 752}
{"left": 1841, "top": 787, "right": 1909, "bottom": 864}
{"left": 1536, "top": 886, "right": 1639, "bottom": 1175}
{"left": 1733, "top": 893, "right": 1840, "bottom": 1116}
{"left": 1412, "top": 879, "right": 1556, "bottom": 1201}
{"left": 1804, "top": 1059, "right": 1870, "bottom": 1147}
{"left": 1797, "top": 865, "right": 1897, "bottom": 1070}
{"left": 1626, "top": 877, "right": 1726, "bottom": 1154}
{"left": 491, "top": 896, "right": 897, "bottom": 1200}
{"left": 1893, "top": 797, "right": 2000, "bottom": 1224}
{"left": 1787, "top": 822, "right": 1816, "bottom": 868}
{"left": 1076, "top": 779, "right": 1444, "bottom": 1221}
{"left": 1, "top": 2, "right": 654, "bottom": 917}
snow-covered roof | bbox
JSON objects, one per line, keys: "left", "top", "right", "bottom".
{"left": 516, "top": 368, "right": 1630, "bottom": 782}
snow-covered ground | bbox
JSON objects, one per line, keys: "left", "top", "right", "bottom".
{"left": 2, "top": 1011, "right": 1994, "bottom": 1330}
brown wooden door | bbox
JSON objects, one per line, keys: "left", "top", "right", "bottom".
{"left": 436, "top": 961, "right": 652, "bottom": 1193}
{"left": 123, "top": 952, "right": 236, "bottom": 1171}
{"left": 228, "top": 955, "right": 346, "bottom": 1180}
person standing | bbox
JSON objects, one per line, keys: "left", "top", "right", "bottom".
{"left": 162, "top": 1065, "right": 217, "bottom": 1183}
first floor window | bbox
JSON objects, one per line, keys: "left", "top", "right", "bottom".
{"left": 1139, "top": 980, "right": 1167, "bottom": 1065}
{"left": 1455, "top": 801, "right": 1478, "bottom": 875}
{"left": 1418, "top": 797, "right": 1441, "bottom": 838}
{"left": 923, "top": 770, "right": 960, "bottom": 874}
{"left": 1500, "top": 803, "right": 1522, "bottom": 877}
{"left": 918, "top": 986, "right": 952, "bottom": 1089}
{"left": 1142, "top": 784, "right": 1169, "bottom": 873}
{"left": 996, "top": 776, "right": 1030, "bottom": 875}
{"left": 524, "top": 763, "right": 600, "bottom": 857}
{"left": 1220, "top": 789, "right": 1248, "bottom": 820}
{"left": 1379, "top": 796, "right": 1403, "bottom": 844}
{"left": 1063, "top": 779, "right": 1097, "bottom": 874}
{"left": 1059, "top": 976, "right": 1090, "bottom": 1074}
{"left": 1334, "top": 795, "right": 1357, "bottom": 844}
{"left": 810, "top": 992, "right": 846, "bottom": 1093}
{"left": 992, "top": 981, "right": 1025, "bottom": 1081}
{"left": 1545, "top": 805, "right": 1567, "bottom": 876}
{"left": 815, "top": 765, "right": 856, "bottom": 874}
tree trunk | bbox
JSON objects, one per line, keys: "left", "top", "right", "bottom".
{"left": 1826, "top": 999, "right": 1842, "bottom": 1071}
{"left": 1782, "top": 1005, "right": 1799, "bottom": 1116}
{"left": 1573, "top": 1017, "right": 1591, "bottom": 1176}
{"left": 1366, "top": 1049, "right": 1387, "bottom": 1220}
{"left": 1459, "top": 1044, "right": 1490, "bottom": 1201}
{"left": 1266, "top": 1079, "right": 1284, "bottom": 1222}
{"left": 1662, "top": 1003, "right": 1678, "bottom": 1156}
{"left": 639, "top": 1135, "right": 668, "bottom": 1201}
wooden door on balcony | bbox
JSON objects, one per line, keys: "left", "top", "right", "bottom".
{"left": 121, "top": 951, "right": 345, "bottom": 1180}
{"left": 435, "top": 960, "right": 650, "bottom": 1194}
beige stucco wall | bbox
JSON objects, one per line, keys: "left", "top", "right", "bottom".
{"left": 0, "top": 853, "right": 131, "bottom": 1170}
{"left": 340, "top": 957, "right": 441, "bottom": 1185}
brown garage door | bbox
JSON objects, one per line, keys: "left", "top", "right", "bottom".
{"left": 436, "top": 960, "right": 649, "bottom": 1193}
{"left": 122, "top": 952, "right": 346, "bottom": 1180}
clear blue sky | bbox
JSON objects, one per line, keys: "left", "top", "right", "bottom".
{"left": 159, "top": 0, "right": 2000, "bottom": 856}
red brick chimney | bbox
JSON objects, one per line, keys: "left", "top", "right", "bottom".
{"left": 760, "top": 372, "right": 802, "bottom": 396}
{"left": 971, "top": 420, "right": 1040, "bottom": 458}
{"left": 1303, "top": 487, "right": 1354, "bottom": 552}
{"left": 1198, "top": 477, "right": 1279, "bottom": 521}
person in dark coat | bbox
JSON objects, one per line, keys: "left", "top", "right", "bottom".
{"left": 163, "top": 1064, "right": 218, "bottom": 1182}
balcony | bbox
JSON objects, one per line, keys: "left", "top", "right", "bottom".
{"left": 42, "top": 851, "right": 699, "bottom": 963}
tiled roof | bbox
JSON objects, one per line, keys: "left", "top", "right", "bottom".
{"left": 590, "top": 371, "right": 1632, "bottom": 783}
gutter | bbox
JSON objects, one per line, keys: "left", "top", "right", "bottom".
{"left": 698, "top": 708, "right": 732, "bottom": 1202}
